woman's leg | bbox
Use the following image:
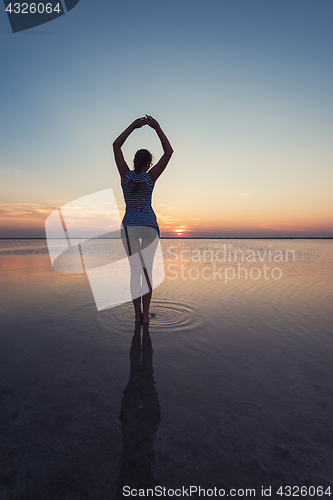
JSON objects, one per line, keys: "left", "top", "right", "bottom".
{"left": 121, "top": 228, "right": 143, "bottom": 322}
{"left": 140, "top": 231, "right": 159, "bottom": 322}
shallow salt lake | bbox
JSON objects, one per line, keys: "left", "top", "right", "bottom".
{"left": 0, "top": 239, "right": 332, "bottom": 499}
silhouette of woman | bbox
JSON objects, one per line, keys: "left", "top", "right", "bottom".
{"left": 113, "top": 116, "right": 173, "bottom": 323}
{"left": 117, "top": 322, "right": 161, "bottom": 496}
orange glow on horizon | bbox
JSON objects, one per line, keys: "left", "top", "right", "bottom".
{"left": 0, "top": 203, "right": 332, "bottom": 238}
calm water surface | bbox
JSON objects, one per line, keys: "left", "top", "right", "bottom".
{"left": 0, "top": 239, "right": 332, "bottom": 498}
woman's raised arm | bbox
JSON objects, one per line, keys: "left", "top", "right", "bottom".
{"left": 113, "top": 118, "right": 147, "bottom": 180}
{"left": 146, "top": 115, "right": 173, "bottom": 183}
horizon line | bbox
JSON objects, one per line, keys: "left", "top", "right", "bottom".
{"left": 1, "top": 237, "right": 332, "bottom": 240}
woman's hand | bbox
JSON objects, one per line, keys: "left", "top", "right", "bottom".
{"left": 144, "top": 117, "right": 173, "bottom": 183}
{"left": 145, "top": 115, "right": 160, "bottom": 130}
{"left": 132, "top": 117, "right": 147, "bottom": 129}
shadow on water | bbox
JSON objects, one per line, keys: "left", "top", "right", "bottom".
{"left": 117, "top": 322, "right": 161, "bottom": 497}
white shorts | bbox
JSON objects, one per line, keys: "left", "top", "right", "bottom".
{"left": 121, "top": 225, "right": 159, "bottom": 240}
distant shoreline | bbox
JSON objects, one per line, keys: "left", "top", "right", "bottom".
{"left": 1, "top": 237, "right": 332, "bottom": 240}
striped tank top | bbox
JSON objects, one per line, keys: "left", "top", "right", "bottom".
{"left": 121, "top": 170, "right": 159, "bottom": 235}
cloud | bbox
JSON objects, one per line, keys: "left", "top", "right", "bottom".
{"left": 155, "top": 213, "right": 181, "bottom": 228}
{"left": 157, "top": 203, "right": 176, "bottom": 210}
{"left": 40, "top": 199, "right": 70, "bottom": 204}
{"left": 212, "top": 191, "right": 253, "bottom": 199}
{"left": 0, "top": 203, "right": 58, "bottom": 221}
{"left": 259, "top": 222, "right": 333, "bottom": 231}
{"left": 237, "top": 193, "right": 252, "bottom": 200}
{"left": 0, "top": 166, "right": 20, "bottom": 173}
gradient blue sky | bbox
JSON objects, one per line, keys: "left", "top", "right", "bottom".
{"left": 1, "top": 0, "right": 332, "bottom": 237}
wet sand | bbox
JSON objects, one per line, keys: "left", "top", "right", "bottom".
{"left": 0, "top": 239, "right": 333, "bottom": 499}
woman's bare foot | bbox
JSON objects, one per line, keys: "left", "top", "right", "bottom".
{"left": 143, "top": 312, "right": 156, "bottom": 323}
{"left": 142, "top": 313, "right": 150, "bottom": 323}
{"left": 135, "top": 312, "right": 143, "bottom": 323}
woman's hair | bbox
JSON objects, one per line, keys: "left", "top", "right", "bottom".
{"left": 133, "top": 149, "right": 152, "bottom": 174}
{"left": 131, "top": 149, "right": 153, "bottom": 194}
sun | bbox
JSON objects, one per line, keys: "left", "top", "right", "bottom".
{"left": 174, "top": 227, "right": 188, "bottom": 237}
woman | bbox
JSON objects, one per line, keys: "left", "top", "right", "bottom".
{"left": 113, "top": 115, "right": 173, "bottom": 323}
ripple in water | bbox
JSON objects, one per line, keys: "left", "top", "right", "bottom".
{"left": 148, "top": 298, "right": 203, "bottom": 330}
{"left": 103, "top": 298, "right": 202, "bottom": 331}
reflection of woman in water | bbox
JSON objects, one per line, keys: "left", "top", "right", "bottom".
{"left": 113, "top": 116, "right": 173, "bottom": 323}
{"left": 117, "top": 322, "right": 161, "bottom": 496}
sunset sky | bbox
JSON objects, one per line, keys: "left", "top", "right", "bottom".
{"left": 1, "top": 0, "right": 332, "bottom": 238}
